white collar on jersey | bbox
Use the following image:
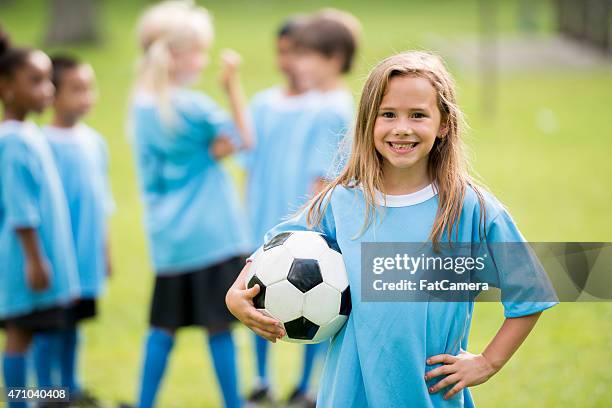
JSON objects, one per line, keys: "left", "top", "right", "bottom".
{"left": 0, "top": 120, "right": 37, "bottom": 137}
{"left": 0, "top": 119, "right": 26, "bottom": 131}
{"left": 42, "top": 125, "right": 82, "bottom": 143}
{"left": 131, "top": 90, "right": 157, "bottom": 106}
{"left": 267, "top": 87, "right": 320, "bottom": 111}
{"left": 374, "top": 183, "right": 437, "bottom": 207}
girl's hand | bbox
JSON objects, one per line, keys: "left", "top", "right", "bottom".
{"left": 425, "top": 350, "right": 498, "bottom": 400}
{"left": 26, "top": 257, "right": 51, "bottom": 292}
{"left": 210, "top": 136, "right": 236, "bottom": 159}
{"left": 219, "top": 49, "right": 242, "bottom": 90}
{"left": 226, "top": 282, "right": 285, "bottom": 342}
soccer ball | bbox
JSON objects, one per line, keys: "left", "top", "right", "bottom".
{"left": 246, "top": 231, "right": 351, "bottom": 344}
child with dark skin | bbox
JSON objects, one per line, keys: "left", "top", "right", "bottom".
{"left": 29, "top": 55, "right": 114, "bottom": 406}
{"left": 1, "top": 29, "right": 79, "bottom": 408}
{"left": 47, "top": 59, "right": 112, "bottom": 275}
{"left": 0, "top": 45, "right": 55, "bottom": 353}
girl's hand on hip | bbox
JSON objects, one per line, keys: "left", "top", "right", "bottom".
{"left": 425, "top": 350, "right": 498, "bottom": 400}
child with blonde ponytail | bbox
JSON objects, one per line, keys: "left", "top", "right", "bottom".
{"left": 128, "top": 2, "right": 252, "bottom": 407}
{"left": 227, "top": 51, "right": 557, "bottom": 407}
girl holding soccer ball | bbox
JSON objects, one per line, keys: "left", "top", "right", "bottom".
{"left": 227, "top": 51, "right": 557, "bottom": 407}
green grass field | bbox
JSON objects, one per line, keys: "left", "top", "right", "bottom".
{"left": 1, "top": 0, "right": 611, "bottom": 406}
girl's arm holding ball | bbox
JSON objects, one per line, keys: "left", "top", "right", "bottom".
{"left": 226, "top": 261, "right": 285, "bottom": 342}
{"left": 425, "top": 312, "right": 542, "bottom": 400}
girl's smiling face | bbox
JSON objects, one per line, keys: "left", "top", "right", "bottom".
{"left": 373, "top": 74, "right": 445, "bottom": 185}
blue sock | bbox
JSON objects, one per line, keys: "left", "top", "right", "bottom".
{"left": 60, "top": 328, "right": 79, "bottom": 393}
{"left": 33, "top": 332, "right": 60, "bottom": 387}
{"left": 208, "top": 331, "right": 240, "bottom": 408}
{"left": 254, "top": 334, "right": 269, "bottom": 387}
{"left": 137, "top": 329, "right": 174, "bottom": 408}
{"left": 297, "top": 343, "right": 327, "bottom": 394}
{"left": 3, "top": 353, "right": 27, "bottom": 408}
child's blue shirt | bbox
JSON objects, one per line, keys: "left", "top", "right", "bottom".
{"left": 261, "top": 184, "right": 557, "bottom": 407}
{"left": 245, "top": 87, "right": 353, "bottom": 251}
{"left": 43, "top": 124, "right": 114, "bottom": 298}
{"left": 0, "top": 121, "right": 79, "bottom": 318}
{"left": 130, "top": 89, "right": 251, "bottom": 274}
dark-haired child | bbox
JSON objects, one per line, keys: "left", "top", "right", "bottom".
{"left": 292, "top": 10, "right": 360, "bottom": 184}
{"left": 245, "top": 11, "right": 359, "bottom": 406}
{"left": 245, "top": 16, "right": 318, "bottom": 405}
{"left": 0, "top": 29, "right": 79, "bottom": 408}
{"left": 32, "top": 54, "right": 114, "bottom": 406}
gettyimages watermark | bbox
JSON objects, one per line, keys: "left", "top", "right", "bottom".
{"left": 361, "top": 242, "right": 612, "bottom": 302}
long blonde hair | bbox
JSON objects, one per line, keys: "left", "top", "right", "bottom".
{"left": 135, "top": 0, "right": 213, "bottom": 124}
{"left": 307, "top": 51, "right": 487, "bottom": 245}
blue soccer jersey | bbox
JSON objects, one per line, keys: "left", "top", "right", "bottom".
{"left": 260, "top": 184, "right": 558, "bottom": 407}
{"left": 0, "top": 120, "right": 79, "bottom": 318}
{"left": 43, "top": 124, "right": 114, "bottom": 298}
{"left": 245, "top": 87, "right": 353, "bottom": 251}
{"left": 130, "top": 89, "right": 252, "bottom": 274}
{"left": 303, "top": 88, "right": 354, "bottom": 181}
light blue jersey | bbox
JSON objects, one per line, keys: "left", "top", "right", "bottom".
{"left": 303, "top": 88, "right": 354, "bottom": 181}
{"left": 246, "top": 87, "right": 353, "bottom": 250}
{"left": 0, "top": 121, "right": 79, "bottom": 318}
{"left": 43, "top": 124, "right": 114, "bottom": 299}
{"left": 130, "top": 89, "right": 251, "bottom": 274}
{"left": 261, "top": 184, "right": 557, "bottom": 407}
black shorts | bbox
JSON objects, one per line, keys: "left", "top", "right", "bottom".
{"left": 0, "top": 306, "right": 71, "bottom": 332}
{"left": 66, "top": 298, "right": 97, "bottom": 324}
{"left": 149, "top": 256, "right": 244, "bottom": 329}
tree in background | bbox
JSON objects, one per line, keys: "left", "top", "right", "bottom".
{"left": 45, "top": 0, "right": 98, "bottom": 45}
{"left": 555, "top": 0, "right": 611, "bottom": 55}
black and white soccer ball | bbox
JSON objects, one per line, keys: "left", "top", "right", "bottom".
{"left": 246, "top": 231, "right": 351, "bottom": 344}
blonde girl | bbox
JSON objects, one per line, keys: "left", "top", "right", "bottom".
{"left": 128, "top": 2, "right": 252, "bottom": 407}
{"left": 227, "top": 51, "right": 556, "bottom": 407}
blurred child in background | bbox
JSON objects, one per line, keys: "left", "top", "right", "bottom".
{"left": 243, "top": 10, "right": 359, "bottom": 407}
{"left": 0, "top": 28, "right": 79, "bottom": 408}
{"left": 127, "top": 1, "right": 252, "bottom": 407}
{"left": 244, "top": 15, "right": 317, "bottom": 406}
{"left": 292, "top": 9, "right": 360, "bottom": 183}
{"left": 32, "top": 54, "right": 114, "bottom": 407}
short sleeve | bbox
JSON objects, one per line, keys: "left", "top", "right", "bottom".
{"left": 179, "top": 91, "right": 239, "bottom": 146}
{"left": 97, "top": 136, "right": 116, "bottom": 216}
{"left": 1, "top": 141, "right": 42, "bottom": 228}
{"left": 305, "top": 109, "right": 349, "bottom": 181}
{"left": 475, "top": 209, "right": 558, "bottom": 317}
{"left": 248, "top": 191, "right": 337, "bottom": 260}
